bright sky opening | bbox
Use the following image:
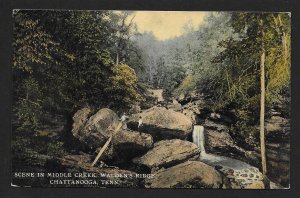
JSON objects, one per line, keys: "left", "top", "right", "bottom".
{"left": 131, "top": 11, "right": 208, "bottom": 40}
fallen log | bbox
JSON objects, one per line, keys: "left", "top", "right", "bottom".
{"left": 91, "top": 122, "right": 123, "bottom": 166}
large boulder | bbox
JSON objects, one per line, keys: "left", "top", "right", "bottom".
{"left": 93, "top": 130, "right": 154, "bottom": 163}
{"left": 182, "top": 109, "right": 197, "bottom": 124}
{"left": 112, "top": 130, "right": 154, "bottom": 159}
{"left": 72, "top": 108, "right": 121, "bottom": 150}
{"left": 205, "top": 127, "right": 246, "bottom": 157}
{"left": 144, "top": 161, "right": 223, "bottom": 188}
{"left": 72, "top": 107, "right": 94, "bottom": 138}
{"left": 206, "top": 130, "right": 236, "bottom": 151}
{"left": 133, "top": 139, "right": 200, "bottom": 171}
{"left": 202, "top": 120, "right": 247, "bottom": 161}
{"left": 127, "top": 107, "right": 193, "bottom": 140}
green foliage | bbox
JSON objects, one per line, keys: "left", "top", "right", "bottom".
{"left": 229, "top": 109, "right": 258, "bottom": 143}
{"left": 42, "top": 11, "right": 116, "bottom": 110}
{"left": 162, "top": 65, "right": 186, "bottom": 100}
{"left": 210, "top": 13, "right": 290, "bottom": 122}
{"left": 172, "top": 12, "right": 290, "bottom": 119}
{"left": 173, "top": 13, "right": 235, "bottom": 97}
{"left": 175, "top": 74, "right": 195, "bottom": 95}
{"left": 12, "top": 12, "right": 61, "bottom": 73}
{"left": 12, "top": 10, "right": 142, "bottom": 132}
{"left": 230, "top": 121, "right": 258, "bottom": 141}
{"left": 14, "top": 78, "right": 43, "bottom": 130}
{"left": 12, "top": 10, "right": 291, "bottom": 150}
{"left": 12, "top": 133, "right": 66, "bottom": 172}
{"left": 46, "top": 141, "right": 65, "bottom": 157}
{"left": 171, "top": 12, "right": 290, "bottom": 141}
{"left": 107, "top": 64, "right": 142, "bottom": 110}
{"left": 227, "top": 13, "right": 291, "bottom": 106}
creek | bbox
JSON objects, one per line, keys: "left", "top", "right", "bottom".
{"left": 192, "top": 125, "right": 283, "bottom": 188}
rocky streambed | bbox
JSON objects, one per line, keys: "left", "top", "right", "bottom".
{"left": 12, "top": 88, "right": 289, "bottom": 188}
{"left": 44, "top": 105, "right": 284, "bottom": 189}
{"left": 172, "top": 93, "right": 290, "bottom": 188}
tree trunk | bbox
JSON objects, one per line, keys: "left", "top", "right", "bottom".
{"left": 260, "top": 45, "right": 267, "bottom": 175}
{"left": 259, "top": 18, "right": 267, "bottom": 175}
{"left": 91, "top": 122, "right": 123, "bottom": 166}
{"left": 278, "top": 14, "right": 288, "bottom": 68}
{"left": 116, "top": 52, "right": 119, "bottom": 65}
{"left": 91, "top": 136, "right": 112, "bottom": 167}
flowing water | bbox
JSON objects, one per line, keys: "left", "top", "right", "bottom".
{"left": 192, "top": 125, "right": 284, "bottom": 188}
{"left": 193, "top": 125, "right": 253, "bottom": 169}
{"left": 192, "top": 125, "right": 268, "bottom": 187}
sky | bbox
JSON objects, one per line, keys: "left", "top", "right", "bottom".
{"left": 130, "top": 11, "right": 208, "bottom": 40}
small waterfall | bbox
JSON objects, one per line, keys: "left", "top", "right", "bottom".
{"left": 192, "top": 125, "right": 206, "bottom": 154}
{"left": 192, "top": 126, "right": 268, "bottom": 187}
{"left": 193, "top": 125, "right": 254, "bottom": 170}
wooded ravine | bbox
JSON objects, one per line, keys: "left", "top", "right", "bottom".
{"left": 12, "top": 11, "right": 290, "bottom": 189}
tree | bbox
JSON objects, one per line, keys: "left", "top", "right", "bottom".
{"left": 12, "top": 10, "right": 143, "bottom": 131}
{"left": 163, "top": 65, "right": 186, "bottom": 100}
{"left": 12, "top": 11, "right": 72, "bottom": 130}
{"left": 213, "top": 12, "right": 291, "bottom": 175}
{"left": 106, "top": 64, "right": 141, "bottom": 111}
{"left": 109, "top": 11, "right": 137, "bottom": 65}
{"left": 259, "top": 18, "right": 267, "bottom": 174}
{"left": 174, "top": 12, "right": 235, "bottom": 98}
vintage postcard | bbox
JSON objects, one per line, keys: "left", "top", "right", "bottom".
{"left": 11, "top": 10, "right": 290, "bottom": 189}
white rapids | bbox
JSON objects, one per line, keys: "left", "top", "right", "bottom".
{"left": 192, "top": 125, "right": 264, "bottom": 187}
{"left": 192, "top": 125, "right": 253, "bottom": 169}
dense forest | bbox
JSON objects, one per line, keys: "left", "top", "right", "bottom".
{"left": 12, "top": 10, "right": 291, "bottom": 188}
